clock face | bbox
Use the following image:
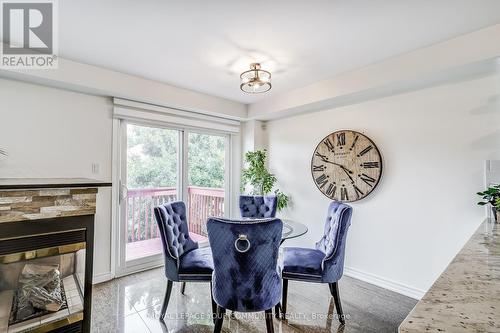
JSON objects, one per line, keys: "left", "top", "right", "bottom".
{"left": 311, "top": 130, "right": 382, "bottom": 202}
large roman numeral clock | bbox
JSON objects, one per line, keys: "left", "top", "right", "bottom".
{"left": 311, "top": 130, "right": 382, "bottom": 202}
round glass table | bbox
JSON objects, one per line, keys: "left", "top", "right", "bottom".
{"left": 281, "top": 219, "right": 308, "bottom": 243}
{"left": 198, "top": 218, "right": 308, "bottom": 244}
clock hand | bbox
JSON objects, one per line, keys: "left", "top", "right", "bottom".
{"left": 340, "top": 165, "right": 354, "bottom": 174}
{"left": 323, "top": 160, "right": 353, "bottom": 173}
{"left": 340, "top": 166, "right": 355, "bottom": 183}
{"left": 321, "top": 159, "right": 355, "bottom": 181}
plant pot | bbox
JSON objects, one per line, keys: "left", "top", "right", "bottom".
{"left": 492, "top": 206, "right": 499, "bottom": 223}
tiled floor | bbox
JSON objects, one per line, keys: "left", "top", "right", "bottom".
{"left": 91, "top": 268, "right": 417, "bottom": 333}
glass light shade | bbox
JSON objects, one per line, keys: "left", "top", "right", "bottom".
{"left": 240, "top": 63, "right": 272, "bottom": 93}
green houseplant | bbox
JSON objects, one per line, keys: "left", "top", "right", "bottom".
{"left": 241, "top": 150, "right": 289, "bottom": 212}
{"left": 477, "top": 184, "right": 500, "bottom": 222}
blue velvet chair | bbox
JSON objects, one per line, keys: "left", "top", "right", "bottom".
{"left": 207, "top": 217, "right": 283, "bottom": 333}
{"left": 281, "top": 201, "right": 353, "bottom": 325}
{"left": 239, "top": 195, "right": 278, "bottom": 218}
{"left": 154, "top": 201, "right": 215, "bottom": 320}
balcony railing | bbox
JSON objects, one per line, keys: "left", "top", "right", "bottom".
{"left": 126, "top": 186, "right": 224, "bottom": 245}
{"left": 187, "top": 186, "right": 224, "bottom": 236}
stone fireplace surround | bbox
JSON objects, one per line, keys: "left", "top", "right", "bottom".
{"left": 0, "top": 178, "right": 111, "bottom": 333}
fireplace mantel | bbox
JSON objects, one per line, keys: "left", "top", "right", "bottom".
{"left": 0, "top": 178, "right": 112, "bottom": 190}
{"left": 0, "top": 178, "right": 111, "bottom": 224}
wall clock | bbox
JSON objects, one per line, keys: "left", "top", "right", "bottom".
{"left": 311, "top": 130, "right": 382, "bottom": 202}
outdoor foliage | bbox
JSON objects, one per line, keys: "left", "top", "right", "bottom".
{"left": 241, "top": 149, "right": 289, "bottom": 211}
{"left": 127, "top": 125, "right": 225, "bottom": 189}
{"left": 187, "top": 132, "right": 225, "bottom": 188}
{"left": 127, "top": 125, "right": 178, "bottom": 188}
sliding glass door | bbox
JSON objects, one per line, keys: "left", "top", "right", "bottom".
{"left": 117, "top": 121, "right": 230, "bottom": 275}
{"left": 187, "top": 132, "right": 227, "bottom": 240}
{"left": 123, "top": 123, "right": 180, "bottom": 265}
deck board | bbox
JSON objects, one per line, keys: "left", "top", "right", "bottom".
{"left": 125, "top": 233, "right": 208, "bottom": 261}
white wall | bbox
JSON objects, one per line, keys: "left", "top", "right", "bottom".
{"left": 1, "top": 56, "right": 247, "bottom": 120}
{"left": 0, "top": 77, "right": 244, "bottom": 283}
{"left": 264, "top": 74, "right": 500, "bottom": 298}
{"left": 0, "top": 78, "right": 113, "bottom": 281}
{"left": 241, "top": 120, "right": 267, "bottom": 154}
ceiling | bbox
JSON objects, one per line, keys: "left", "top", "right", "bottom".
{"left": 59, "top": 0, "right": 500, "bottom": 104}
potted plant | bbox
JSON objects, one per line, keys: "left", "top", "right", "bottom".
{"left": 241, "top": 149, "right": 290, "bottom": 211}
{"left": 477, "top": 184, "right": 500, "bottom": 223}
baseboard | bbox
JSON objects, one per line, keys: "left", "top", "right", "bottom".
{"left": 344, "top": 266, "right": 425, "bottom": 300}
{"left": 93, "top": 271, "right": 114, "bottom": 284}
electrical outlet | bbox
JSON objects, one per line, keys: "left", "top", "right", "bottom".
{"left": 92, "top": 163, "right": 100, "bottom": 174}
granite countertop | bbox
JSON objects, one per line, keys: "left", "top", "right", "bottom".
{"left": 399, "top": 219, "right": 500, "bottom": 332}
{"left": 0, "top": 178, "right": 112, "bottom": 190}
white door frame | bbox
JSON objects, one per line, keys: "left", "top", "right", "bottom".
{"left": 111, "top": 119, "right": 233, "bottom": 278}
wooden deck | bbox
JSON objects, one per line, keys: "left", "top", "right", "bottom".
{"left": 125, "top": 232, "right": 208, "bottom": 261}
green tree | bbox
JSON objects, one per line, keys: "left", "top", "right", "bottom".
{"left": 127, "top": 125, "right": 225, "bottom": 189}
{"left": 127, "top": 124, "right": 178, "bottom": 188}
{"left": 188, "top": 133, "right": 225, "bottom": 188}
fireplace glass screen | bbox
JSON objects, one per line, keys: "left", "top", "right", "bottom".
{"left": 0, "top": 246, "right": 85, "bottom": 333}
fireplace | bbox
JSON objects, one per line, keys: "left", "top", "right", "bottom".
{"left": 0, "top": 178, "right": 111, "bottom": 333}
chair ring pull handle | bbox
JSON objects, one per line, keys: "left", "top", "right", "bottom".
{"left": 235, "top": 234, "right": 251, "bottom": 253}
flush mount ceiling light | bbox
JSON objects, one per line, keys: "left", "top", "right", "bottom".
{"left": 240, "top": 63, "right": 272, "bottom": 94}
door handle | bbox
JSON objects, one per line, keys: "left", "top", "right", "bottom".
{"left": 119, "top": 181, "right": 128, "bottom": 204}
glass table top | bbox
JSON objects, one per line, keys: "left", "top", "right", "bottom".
{"left": 200, "top": 218, "right": 308, "bottom": 242}
{"left": 281, "top": 219, "right": 308, "bottom": 241}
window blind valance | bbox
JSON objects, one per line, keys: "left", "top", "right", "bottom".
{"left": 113, "top": 98, "right": 240, "bottom": 133}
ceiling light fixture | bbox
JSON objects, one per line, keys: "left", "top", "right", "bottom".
{"left": 240, "top": 63, "right": 271, "bottom": 94}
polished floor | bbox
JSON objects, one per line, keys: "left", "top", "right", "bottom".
{"left": 91, "top": 268, "right": 417, "bottom": 333}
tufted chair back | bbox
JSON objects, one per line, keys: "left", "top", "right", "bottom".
{"left": 315, "top": 201, "right": 353, "bottom": 283}
{"left": 239, "top": 195, "right": 278, "bottom": 218}
{"left": 207, "top": 217, "right": 283, "bottom": 312}
{"left": 154, "top": 201, "right": 198, "bottom": 281}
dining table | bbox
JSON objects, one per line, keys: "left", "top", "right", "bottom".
{"left": 280, "top": 219, "right": 308, "bottom": 244}
{"left": 198, "top": 218, "right": 308, "bottom": 247}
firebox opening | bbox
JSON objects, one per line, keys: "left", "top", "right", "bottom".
{"left": 0, "top": 246, "right": 85, "bottom": 333}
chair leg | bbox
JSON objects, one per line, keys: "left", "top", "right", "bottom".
{"left": 210, "top": 281, "right": 216, "bottom": 323}
{"left": 180, "top": 282, "right": 186, "bottom": 295}
{"left": 328, "top": 283, "right": 335, "bottom": 296}
{"left": 214, "top": 306, "right": 226, "bottom": 333}
{"left": 274, "top": 302, "right": 281, "bottom": 319}
{"left": 265, "top": 309, "right": 274, "bottom": 333}
{"left": 160, "top": 280, "right": 173, "bottom": 321}
{"left": 281, "top": 279, "right": 288, "bottom": 319}
{"left": 329, "top": 282, "right": 345, "bottom": 325}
